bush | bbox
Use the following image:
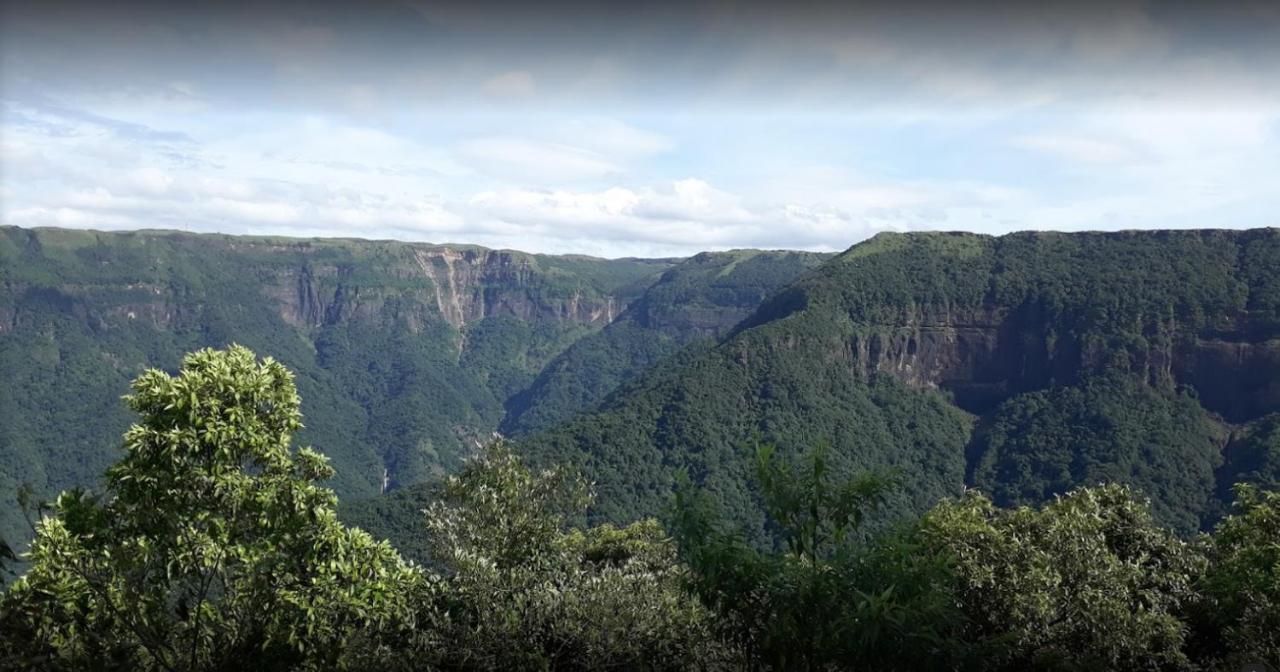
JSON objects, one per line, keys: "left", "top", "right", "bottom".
{"left": 418, "top": 442, "right": 729, "bottom": 670}
{"left": 919, "top": 485, "right": 1206, "bottom": 671}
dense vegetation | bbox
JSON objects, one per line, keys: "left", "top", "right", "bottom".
{"left": 521, "top": 229, "right": 1280, "bottom": 537}
{"left": 1219, "top": 413, "right": 1280, "bottom": 503}
{"left": 502, "top": 249, "right": 829, "bottom": 436}
{"left": 969, "top": 371, "right": 1224, "bottom": 535}
{"left": 2, "top": 346, "right": 1277, "bottom": 670}
{"left": 0, "top": 226, "right": 676, "bottom": 546}
{"left": 0, "top": 228, "right": 832, "bottom": 551}
{"left": 9, "top": 227, "right": 1280, "bottom": 552}
{"left": 2, "top": 347, "right": 420, "bottom": 670}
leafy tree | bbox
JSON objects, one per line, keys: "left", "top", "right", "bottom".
{"left": 918, "top": 485, "right": 1207, "bottom": 671}
{"left": 0, "top": 345, "right": 421, "bottom": 671}
{"left": 672, "top": 443, "right": 963, "bottom": 670}
{"left": 419, "top": 442, "right": 727, "bottom": 670}
{"left": 1193, "top": 485, "right": 1280, "bottom": 668}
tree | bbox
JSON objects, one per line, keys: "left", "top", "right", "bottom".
{"left": 420, "top": 441, "right": 727, "bottom": 670}
{"left": 919, "top": 485, "right": 1206, "bottom": 671}
{"left": 1193, "top": 484, "right": 1280, "bottom": 668}
{"left": 671, "top": 443, "right": 962, "bottom": 671}
{"left": 0, "top": 345, "right": 420, "bottom": 671}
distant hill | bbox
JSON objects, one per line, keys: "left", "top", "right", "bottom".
{"left": 0, "top": 226, "right": 826, "bottom": 548}
{"left": 8, "top": 225, "right": 1280, "bottom": 552}
{"left": 501, "top": 248, "right": 831, "bottom": 436}
{"left": 0, "top": 225, "right": 676, "bottom": 543}
{"left": 340, "top": 248, "right": 829, "bottom": 560}
{"left": 519, "top": 229, "right": 1280, "bottom": 538}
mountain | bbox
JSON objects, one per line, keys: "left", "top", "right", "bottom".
{"left": 8, "top": 225, "right": 1280, "bottom": 551}
{"left": 337, "top": 248, "right": 829, "bottom": 559}
{"left": 519, "top": 229, "right": 1280, "bottom": 538}
{"left": 0, "top": 226, "right": 830, "bottom": 550}
{"left": 0, "top": 225, "right": 675, "bottom": 543}
{"left": 501, "top": 249, "right": 831, "bottom": 436}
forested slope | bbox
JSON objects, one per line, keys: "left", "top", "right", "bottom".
{"left": 0, "top": 227, "right": 828, "bottom": 550}
{"left": 521, "top": 229, "right": 1280, "bottom": 537}
{"left": 9, "top": 345, "right": 1279, "bottom": 670}
{"left": 0, "top": 226, "right": 673, "bottom": 543}
{"left": 502, "top": 249, "right": 830, "bottom": 436}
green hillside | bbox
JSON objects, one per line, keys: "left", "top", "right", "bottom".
{"left": 520, "top": 229, "right": 1280, "bottom": 538}
{"left": 501, "top": 249, "right": 830, "bottom": 436}
{"left": 0, "top": 225, "right": 673, "bottom": 544}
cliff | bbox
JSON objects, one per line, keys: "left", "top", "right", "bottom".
{"left": 521, "top": 228, "right": 1280, "bottom": 538}
{"left": 0, "top": 225, "right": 672, "bottom": 544}
{"left": 738, "top": 229, "right": 1280, "bottom": 420}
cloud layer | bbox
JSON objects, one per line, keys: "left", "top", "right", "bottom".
{"left": 2, "top": 0, "right": 1278, "bottom": 257}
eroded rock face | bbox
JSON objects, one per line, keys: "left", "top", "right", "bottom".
{"left": 263, "top": 247, "right": 622, "bottom": 332}
{"left": 832, "top": 303, "right": 1280, "bottom": 420}
{"left": 1177, "top": 334, "right": 1280, "bottom": 422}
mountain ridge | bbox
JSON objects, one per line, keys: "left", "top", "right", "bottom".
{"left": 6, "top": 224, "right": 1280, "bottom": 549}
{"left": 0, "top": 224, "right": 824, "bottom": 547}
{"left": 519, "top": 227, "right": 1280, "bottom": 538}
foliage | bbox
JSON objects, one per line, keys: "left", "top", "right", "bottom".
{"left": 502, "top": 250, "right": 828, "bottom": 436}
{"left": 7, "top": 223, "right": 1280, "bottom": 669}
{"left": 918, "top": 485, "right": 1207, "bottom": 671}
{"left": 417, "top": 442, "right": 728, "bottom": 670}
{"left": 970, "top": 372, "right": 1224, "bottom": 534}
{"left": 671, "top": 444, "right": 965, "bottom": 670}
{"left": 524, "top": 349, "right": 974, "bottom": 546}
{"left": 1217, "top": 413, "right": 1280, "bottom": 504}
{"left": 1192, "top": 485, "right": 1280, "bottom": 668}
{"left": 0, "top": 225, "right": 673, "bottom": 547}
{"left": 0, "top": 346, "right": 421, "bottom": 671}
{"left": 2, "top": 343, "right": 1280, "bottom": 670}
{"left": 339, "top": 481, "right": 442, "bottom": 566}
{"left": 522, "top": 228, "right": 1280, "bottom": 539}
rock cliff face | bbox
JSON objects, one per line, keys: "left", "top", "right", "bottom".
{"left": 735, "top": 229, "right": 1280, "bottom": 424}
{"left": 828, "top": 304, "right": 1280, "bottom": 421}
{"left": 1175, "top": 327, "right": 1280, "bottom": 422}
{"left": 261, "top": 247, "right": 623, "bottom": 333}
{"left": 1, "top": 228, "right": 650, "bottom": 339}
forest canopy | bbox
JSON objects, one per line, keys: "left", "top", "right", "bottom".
{"left": 2, "top": 346, "right": 1278, "bottom": 671}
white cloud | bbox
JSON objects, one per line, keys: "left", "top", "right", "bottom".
{"left": 468, "top": 179, "right": 753, "bottom": 229}
{"left": 1088, "top": 104, "right": 1277, "bottom": 157}
{"left": 0, "top": 102, "right": 472, "bottom": 242}
{"left": 629, "top": 178, "right": 754, "bottom": 224}
{"left": 4, "top": 57, "right": 1279, "bottom": 260}
{"left": 452, "top": 117, "right": 672, "bottom": 184}
{"left": 460, "top": 176, "right": 983, "bottom": 254}
{"left": 206, "top": 198, "right": 301, "bottom": 225}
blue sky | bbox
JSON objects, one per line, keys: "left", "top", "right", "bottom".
{"left": 2, "top": 0, "right": 1278, "bottom": 257}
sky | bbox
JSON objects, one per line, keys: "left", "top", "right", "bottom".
{"left": 1, "top": 0, "right": 1278, "bottom": 258}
